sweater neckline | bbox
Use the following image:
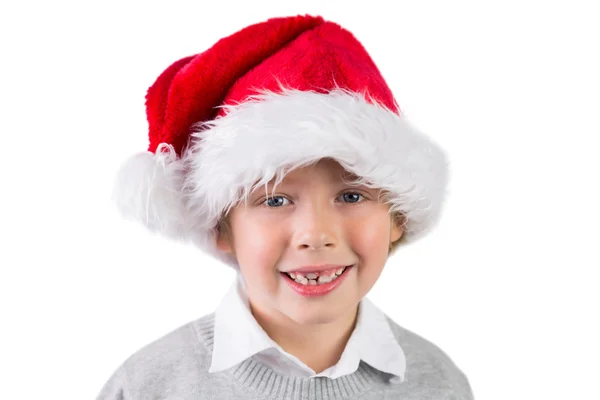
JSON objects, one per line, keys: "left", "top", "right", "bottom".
{"left": 194, "top": 313, "right": 390, "bottom": 400}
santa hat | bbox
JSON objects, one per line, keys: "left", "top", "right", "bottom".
{"left": 112, "top": 14, "right": 450, "bottom": 271}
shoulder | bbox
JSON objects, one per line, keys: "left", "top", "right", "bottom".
{"left": 384, "top": 314, "right": 474, "bottom": 400}
{"left": 123, "top": 312, "right": 214, "bottom": 371}
{"left": 96, "top": 313, "right": 215, "bottom": 399}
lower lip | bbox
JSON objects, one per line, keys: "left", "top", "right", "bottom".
{"left": 280, "top": 265, "right": 354, "bottom": 297}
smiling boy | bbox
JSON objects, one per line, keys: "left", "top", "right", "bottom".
{"left": 214, "top": 158, "right": 404, "bottom": 376}
{"left": 98, "top": 14, "right": 474, "bottom": 400}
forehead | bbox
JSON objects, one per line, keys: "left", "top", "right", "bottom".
{"left": 268, "top": 158, "right": 360, "bottom": 185}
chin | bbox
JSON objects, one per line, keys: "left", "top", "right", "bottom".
{"left": 283, "top": 302, "right": 354, "bottom": 326}
{"left": 288, "top": 312, "right": 338, "bottom": 326}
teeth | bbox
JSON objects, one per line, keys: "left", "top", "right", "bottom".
{"left": 287, "top": 266, "right": 348, "bottom": 286}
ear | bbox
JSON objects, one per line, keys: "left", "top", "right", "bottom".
{"left": 215, "top": 224, "right": 234, "bottom": 254}
{"left": 390, "top": 213, "right": 405, "bottom": 243}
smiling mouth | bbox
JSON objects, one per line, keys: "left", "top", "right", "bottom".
{"left": 280, "top": 264, "right": 354, "bottom": 297}
{"left": 282, "top": 265, "right": 353, "bottom": 286}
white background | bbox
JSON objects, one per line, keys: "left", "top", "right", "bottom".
{"left": 1, "top": 1, "right": 599, "bottom": 399}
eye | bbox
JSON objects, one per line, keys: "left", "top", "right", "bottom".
{"left": 340, "top": 192, "right": 364, "bottom": 204}
{"left": 261, "top": 192, "right": 365, "bottom": 208}
{"left": 263, "top": 196, "right": 290, "bottom": 208}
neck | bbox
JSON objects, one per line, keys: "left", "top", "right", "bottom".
{"left": 249, "top": 300, "right": 359, "bottom": 374}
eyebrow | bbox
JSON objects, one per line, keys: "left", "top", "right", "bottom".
{"left": 265, "top": 177, "right": 361, "bottom": 187}
{"left": 261, "top": 180, "right": 368, "bottom": 195}
{"left": 265, "top": 171, "right": 361, "bottom": 185}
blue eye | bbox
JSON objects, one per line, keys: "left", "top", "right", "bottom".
{"left": 264, "top": 196, "right": 288, "bottom": 207}
{"left": 341, "top": 192, "right": 363, "bottom": 203}
{"left": 262, "top": 192, "right": 365, "bottom": 208}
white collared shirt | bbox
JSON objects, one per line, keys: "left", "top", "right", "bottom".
{"left": 208, "top": 273, "right": 406, "bottom": 383}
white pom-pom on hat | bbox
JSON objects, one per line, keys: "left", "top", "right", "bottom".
{"left": 111, "top": 143, "right": 189, "bottom": 241}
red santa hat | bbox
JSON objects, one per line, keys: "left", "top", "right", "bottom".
{"left": 113, "top": 14, "right": 449, "bottom": 270}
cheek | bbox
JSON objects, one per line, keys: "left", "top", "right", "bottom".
{"left": 232, "top": 222, "right": 284, "bottom": 275}
{"left": 346, "top": 215, "right": 390, "bottom": 285}
{"left": 347, "top": 215, "right": 390, "bottom": 255}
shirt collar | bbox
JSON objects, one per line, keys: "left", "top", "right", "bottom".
{"left": 208, "top": 273, "right": 406, "bottom": 381}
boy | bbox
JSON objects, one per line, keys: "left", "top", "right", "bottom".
{"left": 99, "top": 14, "right": 474, "bottom": 399}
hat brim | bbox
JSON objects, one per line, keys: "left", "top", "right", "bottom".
{"left": 113, "top": 87, "right": 450, "bottom": 270}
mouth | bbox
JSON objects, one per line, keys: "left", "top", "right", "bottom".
{"left": 280, "top": 264, "right": 355, "bottom": 297}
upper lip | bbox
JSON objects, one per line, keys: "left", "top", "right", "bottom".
{"left": 283, "top": 264, "right": 353, "bottom": 273}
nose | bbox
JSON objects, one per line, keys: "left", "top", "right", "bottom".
{"left": 292, "top": 197, "right": 340, "bottom": 251}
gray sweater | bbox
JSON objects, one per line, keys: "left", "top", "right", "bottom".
{"left": 96, "top": 313, "right": 473, "bottom": 399}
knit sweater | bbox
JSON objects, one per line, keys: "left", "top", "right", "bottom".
{"left": 96, "top": 312, "right": 473, "bottom": 399}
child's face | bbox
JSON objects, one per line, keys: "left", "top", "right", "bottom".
{"left": 216, "top": 158, "right": 404, "bottom": 326}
